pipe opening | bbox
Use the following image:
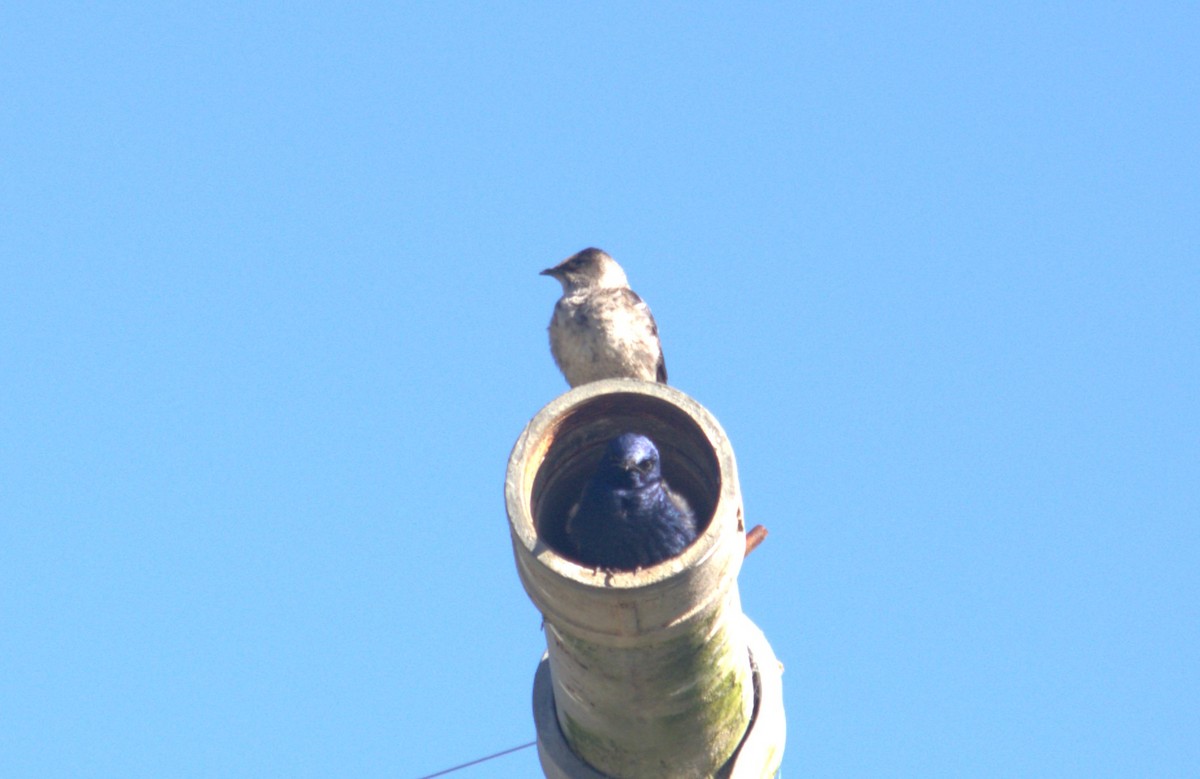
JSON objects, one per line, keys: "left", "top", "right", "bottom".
{"left": 529, "top": 391, "right": 722, "bottom": 566}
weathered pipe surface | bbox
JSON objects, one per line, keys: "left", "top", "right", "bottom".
{"left": 506, "top": 379, "right": 756, "bottom": 778}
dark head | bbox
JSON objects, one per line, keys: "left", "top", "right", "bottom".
{"left": 540, "top": 247, "right": 629, "bottom": 293}
{"left": 595, "top": 432, "right": 663, "bottom": 490}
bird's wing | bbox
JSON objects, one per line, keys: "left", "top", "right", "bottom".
{"left": 665, "top": 484, "right": 697, "bottom": 536}
{"left": 614, "top": 288, "right": 668, "bottom": 384}
{"left": 563, "top": 499, "right": 581, "bottom": 550}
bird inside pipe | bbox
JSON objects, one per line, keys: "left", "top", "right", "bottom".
{"left": 562, "top": 432, "right": 699, "bottom": 570}
{"left": 528, "top": 391, "right": 721, "bottom": 572}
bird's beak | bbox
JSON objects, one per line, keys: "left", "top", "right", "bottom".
{"left": 539, "top": 267, "right": 559, "bottom": 278}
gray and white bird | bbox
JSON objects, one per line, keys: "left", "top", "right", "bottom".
{"left": 541, "top": 248, "right": 667, "bottom": 387}
{"left": 564, "top": 432, "right": 698, "bottom": 570}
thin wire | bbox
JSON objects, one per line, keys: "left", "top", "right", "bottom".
{"left": 414, "top": 740, "right": 537, "bottom": 779}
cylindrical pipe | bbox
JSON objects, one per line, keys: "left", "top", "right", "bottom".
{"left": 506, "top": 379, "right": 755, "bottom": 778}
{"left": 532, "top": 614, "right": 787, "bottom": 779}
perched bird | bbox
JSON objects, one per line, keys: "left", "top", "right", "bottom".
{"left": 564, "top": 432, "right": 698, "bottom": 570}
{"left": 541, "top": 248, "right": 667, "bottom": 387}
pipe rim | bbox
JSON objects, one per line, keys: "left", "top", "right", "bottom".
{"left": 506, "top": 379, "right": 743, "bottom": 592}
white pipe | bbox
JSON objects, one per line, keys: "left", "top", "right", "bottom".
{"left": 506, "top": 379, "right": 783, "bottom": 777}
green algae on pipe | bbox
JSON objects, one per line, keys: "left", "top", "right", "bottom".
{"left": 532, "top": 614, "right": 786, "bottom": 779}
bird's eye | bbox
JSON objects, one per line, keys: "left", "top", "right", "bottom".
{"left": 637, "top": 457, "right": 654, "bottom": 471}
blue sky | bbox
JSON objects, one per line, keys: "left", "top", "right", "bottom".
{"left": 2, "top": 3, "right": 1197, "bottom": 777}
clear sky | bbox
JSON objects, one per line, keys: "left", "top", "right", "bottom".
{"left": 2, "top": 3, "right": 1197, "bottom": 777}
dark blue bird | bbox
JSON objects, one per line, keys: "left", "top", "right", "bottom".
{"left": 564, "top": 433, "right": 699, "bottom": 570}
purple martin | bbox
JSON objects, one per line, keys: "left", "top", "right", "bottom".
{"left": 564, "top": 433, "right": 698, "bottom": 570}
{"left": 541, "top": 248, "right": 667, "bottom": 387}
